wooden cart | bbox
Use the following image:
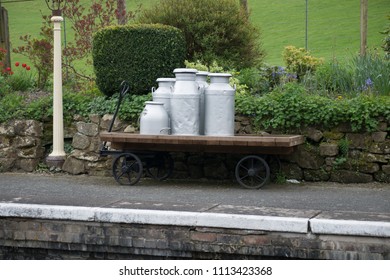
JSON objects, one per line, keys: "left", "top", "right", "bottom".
{"left": 100, "top": 132, "right": 304, "bottom": 189}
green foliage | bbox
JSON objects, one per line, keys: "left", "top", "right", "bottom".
{"left": 351, "top": 52, "right": 390, "bottom": 96}
{"left": 4, "top": 62, "right": 35, "bottom": 92}
{"left": 25, "top": 95, "right": 52, "bottom": 121}
{"left": 138, "top": 0, "right": 264, "bottom": 69}
{"left": 93, "top": 24, "right": 186, "bottom": 96}
{"left": 0, "top": 76, "right": 11, "bottom": 97}
{"left": 283, "top": 46, "right": 324, "bottom": 81}
{"left": 236, "top": 65, "right": 299, "bottom": 95}
{"left": 87, "top": 93, "right": 152, "bottom": 123}
{"left": 235, "top": 82, "right": 390, "bottom": 132}
{"left": 338, "top": 138, "right": 350, "bottom": 157}
{"left": 381, "top": 15, "right": 390, "bottom": 59}
{"left": 304, "top": 59, "right": 354, "bottom": 94}
{"left": 236, "top": 67, "right": 269, "bottom": 95}
{"left": 0, "top": 93, "right": 25, "bottom": 122}
{"left": 333, "top": 138, "right": 350, "bottom": 168}
{"left": 302, "top": 52, "right": 389, "bottom": 96}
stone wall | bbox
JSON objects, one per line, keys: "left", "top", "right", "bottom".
{"left": 1, "top": 217, "right": 388, "bottom": 259}
{"left": 0, "top": 115, "right": 389, "bottom": 183}
{"left": 0, "top": 120, "right": 44, "bottom": 172}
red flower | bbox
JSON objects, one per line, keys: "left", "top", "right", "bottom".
{"left": 26, "top": 66, "right": 31, "bottom": 71}
{"left": 6, "top": 67, "right": 11, "bottom": 71}
{"left": 22, "top": 63, "right": 27, "bottom": 68}
{"left": 15, "top": 62, "right": 20, "bottom": 67}
{"left": 10, "top": 71, "right": 14, "bottom": 75}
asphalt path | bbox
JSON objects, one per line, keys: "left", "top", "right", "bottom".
{"left": 0, "top": 172, "right": 389, "bottom": 214}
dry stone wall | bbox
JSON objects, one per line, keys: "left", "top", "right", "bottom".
{"left": 0, "top": 115, "right": 389, "bottom": 184}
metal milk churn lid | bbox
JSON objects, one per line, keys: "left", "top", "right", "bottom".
{"left": 140, "top": 101, "right": 170, "bottom": 135}
{"left": 196, "top": 71, "right": 209, "bottom": 135}
{"left": 152, "top": 78, "right": 175, "bottom": 117}
{"left": 204, "top": 73, "right": 236, "bottom": 136}
{"left": 170, "top": 68, "right": 200, "bottom": 135}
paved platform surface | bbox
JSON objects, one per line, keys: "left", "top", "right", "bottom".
{"left": 0, "top": 172, "right": 389, "bottom": 237}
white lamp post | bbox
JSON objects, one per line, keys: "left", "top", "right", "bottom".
{"left": 45, "top": 0, "right": 66, "bottom": 168}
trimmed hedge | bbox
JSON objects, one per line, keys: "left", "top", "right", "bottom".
{"left": 92, "top": 24, "right": 186, "bottom": 96}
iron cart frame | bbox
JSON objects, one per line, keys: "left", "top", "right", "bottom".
{"left": 99, "top": 81, "right": 304, "bottom": 189}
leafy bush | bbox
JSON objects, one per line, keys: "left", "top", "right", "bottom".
{"left": 93, "top": 24, "right": 186, "bottom": 96}
{"left": 138, "top": 0, "right": 264, "bottom": 69}
{"left": 184, "top": 60, "right": 250, "bottom": 96}
{"left": 0, "top": 93, "right": 25, "bottom": 122}
{"left": 236, "top": 83, "right": 390, "bottom": 132}
{"left": 87, "top": 93, "right": 152, "bottom": 123}
{"left": 236, "top": 67, "right": 269, "bottom": 95}
{"left": 283, "top": 46, "right": 323, "bottom": 81}
{"left": 4, "top": 62, "right": 35, "bottom": 92}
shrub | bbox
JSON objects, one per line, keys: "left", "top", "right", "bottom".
{"left": 283, "top": 46, "right": 323, "bottom": 81}
{"left": 4, "top": 62, "right": 35, "bottom": 92}
{"left": 0, "top": 93, "right": 25, "bottom": 123}
{"left": 235, "top": 82, "right": 390, "bottom": 132}
{"left": 93, "top": 24, "right": 186, "bottom": 96}
{"left": 138, "top": 0, "right": 264, "bottom": 69}
{"left": 236, "top": 67, "right": 269, "bottom": 95}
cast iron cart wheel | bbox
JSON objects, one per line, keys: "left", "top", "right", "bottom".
{"left": 235, "top": 155, "right": 270, "bottom": 189}
{"left": 262, "top": 155, "right": 281, "bottom": 182}
{"left": 145, "top": 153, "right": 174, "bottom": 181}
{"left": 112, "top": 153, "right": 143, "bottom": 185}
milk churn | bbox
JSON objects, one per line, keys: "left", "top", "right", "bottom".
{"left": 195, "top": 71, "right": 209, "bottom": 135}
{"left": 140, "top": 101, "right": 170, "bottom": 135}
{"left": 170, "top": 68, "right": 200, "bottom": 135}
{"left": 152, "top": 78, "right": 175, "bottom": 116}
{"left": 204, "top": 73, "right": 236, "bottom": 136}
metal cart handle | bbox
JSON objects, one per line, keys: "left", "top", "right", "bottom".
{"left": 101, "top": 81, "right": 129, "bottom": 153}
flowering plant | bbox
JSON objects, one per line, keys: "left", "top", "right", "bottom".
{"left": 1, "top": 61, "right": 34, "bottom": 91}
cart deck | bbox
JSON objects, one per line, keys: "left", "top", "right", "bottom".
{"left": 100, "top": 132, "right": 304, "bottom": 155}
{"left": 100, "top": 132, "right": 304, "bottom": 189}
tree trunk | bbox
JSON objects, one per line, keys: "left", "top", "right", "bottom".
{"left": 360, "top": 0, "right": 368, "bottom": 56}
{"left": 117, "top": 0, "right": 127, "bottom": 25}
{"left": 240, "top": 0, "right": 249, "bottom": 17}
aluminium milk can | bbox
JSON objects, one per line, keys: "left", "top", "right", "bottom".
{"left": 204, "top": 73, "right": 236, "bottom": 136}
{"left": 195, "top": 71, "right": 209, "bottom": 135}
{"left": 152, "top": 77, "right": 175, "bottom": 116}
{"left": 140, "top": 101, "right": 170, "bottom": 135}
{"left": 170, "top": 68, "right": 200, "bottom": 135}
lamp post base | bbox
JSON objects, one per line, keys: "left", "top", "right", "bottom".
{"left": 46, "top": 155, "right": 66, "bottom": 169}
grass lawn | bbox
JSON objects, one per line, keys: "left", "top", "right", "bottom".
{"left": 2, "top": 0, "right": 389, "bottom": 69}
{"left": 250, "top": 0, "right": 389, "bottom": 65}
